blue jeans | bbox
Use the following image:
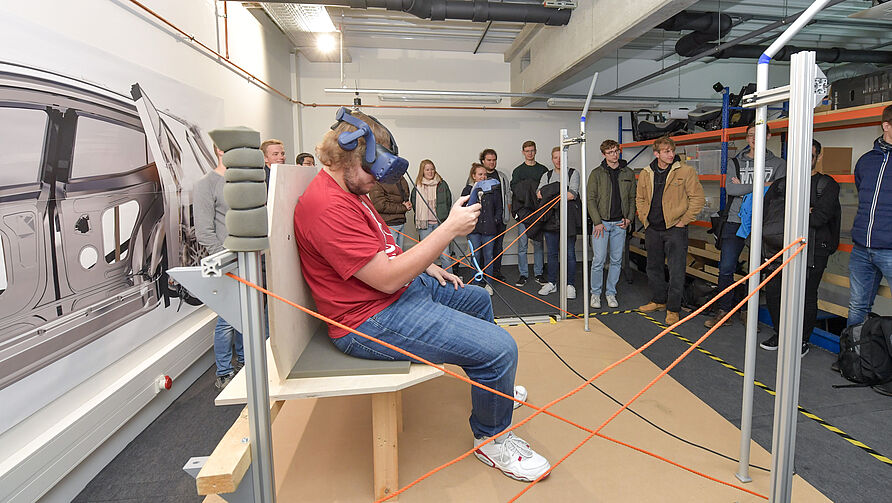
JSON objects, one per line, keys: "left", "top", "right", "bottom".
{"left": 418, "top": 222, "right": 452, "bottom": 270}
{"left": 544, "top": 231, "right": 576, "bottom": 286}
{"left": 388, "top": 223, "right": 405, "bottom": 250}
{"left": 590, "top": 221, "right": 626, "bottom": 296}
{"left": 516, "top": 222, "right": 544, "bottom": 278}
{"left": 214, "top": 317, "right": 244, "bottom": 376}
{"left": 334, "top": 274, "right": 517, "bottom": 438}
{"left": 469, "top": 233, "right": 496, "bottom": 283}
{"left": 848, "top": 244, "right": 892, "bottom": 326}
{"left": 716, "top": 222, "right": 747, "bottom": 312}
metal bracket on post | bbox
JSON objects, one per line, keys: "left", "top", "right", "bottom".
{"left": 202, "top": 250, "right": 239, "bottom": 277}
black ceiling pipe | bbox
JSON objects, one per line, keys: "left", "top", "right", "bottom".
{"left": 662, "top": 9, "right": 892, "bottom": 64}
{"left": 254, "top": 0, "right": 572, "bottom": 25}
{"left": 658, "top": 11, "right": 733, "bottom": 58}
{"left": 703, "top": 44, "right": 892, "bottom": 64}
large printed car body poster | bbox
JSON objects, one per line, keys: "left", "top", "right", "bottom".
{"left": 0, "top": 64, "right": 214, "bottom": 429}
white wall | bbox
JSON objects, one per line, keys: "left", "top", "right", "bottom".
{"left": 0, "top": 1, "right": 295, "bottom": 500}
{"left": 297, "top": 47, "right": 628, "bottom": 258}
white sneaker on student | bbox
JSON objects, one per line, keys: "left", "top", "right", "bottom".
{"left": 590, "top": 295, "right": 601, "bottom": 309}
{"left": 513, "top": 385, "right": 527, "bottom": 410}
{"left": 484, "top": 284, "right": 494, "bottom": 296}
{"left": 606, "top": 295, "right": 619, "bottom": 308}
{"left": 474, "top": 432, "right": 551, "bottom": 482}
{"left": 538, "top": 282, "right": 557, "bottom": 295}
{"left": 567, "top": 285, "right": 576, "bottom": 300}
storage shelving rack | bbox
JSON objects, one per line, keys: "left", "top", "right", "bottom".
{"left": 618, "top": 99, "right": 892, "bottom": 349}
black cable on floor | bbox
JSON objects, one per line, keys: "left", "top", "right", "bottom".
{"left": 489, "top": 287, "right": 770, "bottom": 473}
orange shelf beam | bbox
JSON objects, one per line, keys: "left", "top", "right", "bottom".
{"left": 620, "top": 100, "right": 892, "bottom": 150}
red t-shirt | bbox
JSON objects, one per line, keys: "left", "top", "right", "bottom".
{"left": 293, "top": 170, "right": 407, "bottom": 338}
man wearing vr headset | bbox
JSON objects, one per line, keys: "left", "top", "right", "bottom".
{"left": 293, "top": 108, "right": 551, "bottom": 483}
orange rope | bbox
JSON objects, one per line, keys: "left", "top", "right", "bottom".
{"left": 227, "top": 236, "right": 801, "bottom": 501}
{"left": 394, "top": 197, "right": 581, "bottom": 320}
{"left": 595, "top": 432, "right": 770, "bottom": 500}
{"left": 440, "top": 194, "right": 560, "bottom": 271}
{"left": 508, "top": 241, "right": 805, "bottom": 502}
{"left": 373, "top": 239, "right": 801, "bottom": 502}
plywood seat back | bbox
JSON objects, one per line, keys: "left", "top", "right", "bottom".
{"left": 265, "top": 165, "right": 409, "bottom": 381}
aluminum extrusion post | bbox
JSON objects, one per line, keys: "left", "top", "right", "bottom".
{"left": 769, "top": 50, "right": 817, "bottom": 503}
{"left": 209, "top": 127, "right": 276, "bottom": 503}
{"left": 559, "top": 129, "right": 569, "bottom": 319}
{"left": 737, "top": 0, "right": 833, "bottom": 484}
{"left": 720, "top": 87, "right": 730, "bottom": 211}
{"left": 581, "top": 117, "right": 589, "bottom": 330}
{"left": 580, "top": 72, "right": 597, "bottom": 331}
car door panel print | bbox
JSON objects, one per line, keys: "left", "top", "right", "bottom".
{"left": 0, "top": 66, "right": 212, "bottom": 390}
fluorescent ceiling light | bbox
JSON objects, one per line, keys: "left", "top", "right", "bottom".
{"left": 546, "top": 98, "right": 659, "bottom": 109}
{"left": 378, "top": 94, "right": 502, "bottom": 105}
{"left": 290, "top": 4, "right": 337, "bottom": 32}
{"left": 317, "top": 33, "right": 338, "bottom": 53}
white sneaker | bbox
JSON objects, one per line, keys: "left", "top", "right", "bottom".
{"left": 567, "top": 285, "right": 576, "bottom": 300}
{"left": 474, "top": 432, "right": 551, "bottom": 482}
{"left": 590, "top": 295, "right": 601, "bottom": 309}
{"left": 606, "top": 295, "right": 618, "bottom": 308}
{"left": 484, "top": 284, "right": 494, "bottom": 296}
{"left": 538, "top": 282, "right": 556, "bottom": 295}
{"left": 513, "top": 385, "right": 527, "bottom": 410}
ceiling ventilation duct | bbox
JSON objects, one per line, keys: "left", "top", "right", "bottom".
{"left": 251, "top": 1, "right": 573, "bottom": 25}
{"left": 661, "top": 10, "right": 892, "bottom": 64}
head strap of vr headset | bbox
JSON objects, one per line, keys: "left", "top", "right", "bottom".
{"left": 332, "top": 107, "right": 398, "bottom": 165}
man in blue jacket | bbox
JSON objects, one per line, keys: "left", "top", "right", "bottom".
{"left": 848, "top": 105, "right": 892, "bottom": 326}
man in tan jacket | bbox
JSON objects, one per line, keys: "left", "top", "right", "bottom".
{"left": 636, "top": 136, "right": 705, "bottom": 325}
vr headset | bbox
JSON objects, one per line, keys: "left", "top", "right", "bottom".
{"left": 331, "top": 107, "right": 409, "bottom": 184}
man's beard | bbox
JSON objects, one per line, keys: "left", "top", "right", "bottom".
{"left": 344, "top": 165, "right": 372, "bottom": 195}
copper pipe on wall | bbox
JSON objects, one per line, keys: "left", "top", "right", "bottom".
{"left": 223, "top": 0, "right": 230, "bottom": 59}
{"left": 127, "top": 0, "right": 293, "bottom": 102}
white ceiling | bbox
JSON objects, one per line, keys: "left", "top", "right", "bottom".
{"left": 254, "top": 1, "right": 892, "bottom": 90}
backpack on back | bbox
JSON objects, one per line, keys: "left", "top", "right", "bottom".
{"left": 834, "top": 313, "right": 892, "bottom": 388}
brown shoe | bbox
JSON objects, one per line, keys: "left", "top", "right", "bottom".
{"left": 638, "top": 302, "right": 666, "bottom": 312}
{"left": 704, "top": 309, "right": 730, "bottom": 328}
{"left": 665, "top": 311, "right": 680, "bottom": 325}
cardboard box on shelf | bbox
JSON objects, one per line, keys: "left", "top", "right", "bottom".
{"left": 818, "top": 146, "right": 853, "bottom": 175}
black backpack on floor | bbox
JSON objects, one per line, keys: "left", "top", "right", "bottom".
{"left": 834, "top": 314, "right": 892, "bottom": 388}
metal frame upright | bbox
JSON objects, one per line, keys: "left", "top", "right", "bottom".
{"left": 734, "top": 2, "right": 833, "bottom": 500}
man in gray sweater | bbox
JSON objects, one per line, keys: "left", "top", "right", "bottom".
{"left": 705, "top": 123, "right": 786, "bottom": 328}
{"left": 194, "top": 144, "right": 244, "bottom": 389}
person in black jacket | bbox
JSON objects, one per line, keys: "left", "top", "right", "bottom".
{"left": 535, "top": 147, "right": 581, "bottom": 299}
{"left": 760, "top": 139, "right": 840, "bottom": 355}
{"left": 462, "top": 163, "right": 503, "bottom": 295}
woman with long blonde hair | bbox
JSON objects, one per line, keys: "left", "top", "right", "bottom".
{"left": 410, "top": 159, "right": 453, "bottom": 269}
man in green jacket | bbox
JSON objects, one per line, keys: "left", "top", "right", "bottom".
{"left": 587, "top": 140, "right": 636, "bottom": 309}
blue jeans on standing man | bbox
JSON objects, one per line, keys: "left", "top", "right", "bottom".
{"left": 847, "top": 244, "right": 892, "bottom": 326}
{"left": 715, "top": 221, "right": 747, "bottom": 312}
{"left": 516, "top": 222, "right": 544, "bottom": 279}
{"left": 334, "top": 274, "right": 518, "bottom": 438}
{"left": 590, "top": 220, "right": 626, "bottom": 296}
{"left": 388, "top": 223, "right": 405, "bottom": 250}
{"left": 214, "top": 317, "right": 244, "bottom": 377}
{"left": 544, "top": 231, "right": 576, "bottom": 286}
{"left": 469, "top": 233, "right": 496, "bottom": 284}
{"left": 418, "top": 222, "right": 452, "bottom": 270}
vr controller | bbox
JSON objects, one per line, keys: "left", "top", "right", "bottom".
{"left": 465, "top": 179, "right": 500, "bottom": 206}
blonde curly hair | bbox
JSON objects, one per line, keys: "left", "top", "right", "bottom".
{"left": 316, "top": 110, "right": 393, "bottom": 170}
